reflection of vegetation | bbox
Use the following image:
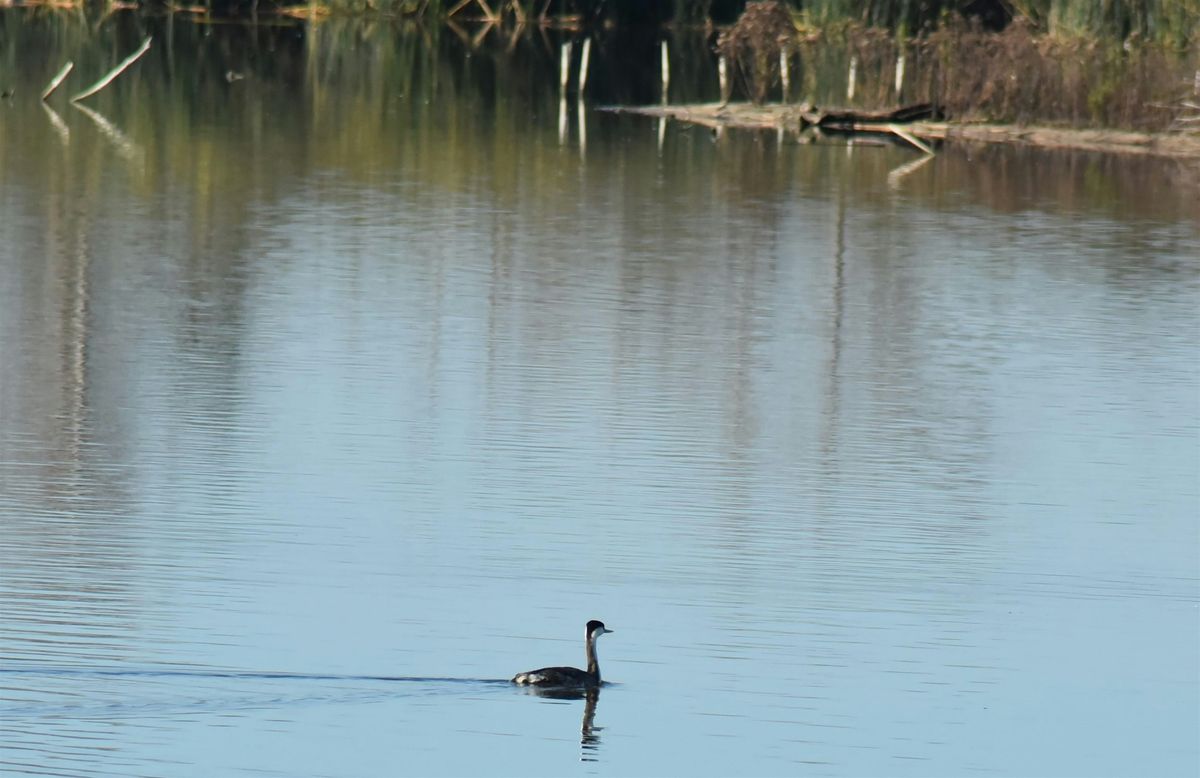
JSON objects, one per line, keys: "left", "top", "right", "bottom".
{"left": 2, "top": 12, "right": 1195, "bottom": 221}
{"left": 3, "top": 14, "right": 1193, "bottom": 649}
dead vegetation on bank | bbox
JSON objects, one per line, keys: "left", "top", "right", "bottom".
{"left": 715, "top": 0, "right": 796, "bottom": 104}
{"left": 910, "top": 19, "right": 1197, "bottom": 132}
{"left": 660, "top": 2, "right": 1199, "bottom": 157}
{"left": 711, "top": 2, "right": 1199, "bottom": 134}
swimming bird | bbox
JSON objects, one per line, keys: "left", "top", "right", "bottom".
{"left": 512, "top": 620, "right": 613, "bottom": 688}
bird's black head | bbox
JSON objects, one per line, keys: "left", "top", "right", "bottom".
{"left": 586, "top": 619, "right": 612, "bottom": 637}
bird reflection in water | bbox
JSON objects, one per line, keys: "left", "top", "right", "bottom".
{"left": 522, "top": 685, "right": 604, "bottom": 762}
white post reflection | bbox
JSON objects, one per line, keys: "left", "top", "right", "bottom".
{"left": 577, "top": 98, "right": 587, "bottom": 156}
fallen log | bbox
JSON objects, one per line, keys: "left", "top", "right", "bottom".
{"left": 600, "top": 101, "right": 1200, "bottom": 159}
{"left": 802, "top": 103, "right": 939, "bottom": 129}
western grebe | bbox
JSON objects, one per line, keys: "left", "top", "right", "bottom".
{"left": 512, "top": 620, "right": 613, "bottom": 688}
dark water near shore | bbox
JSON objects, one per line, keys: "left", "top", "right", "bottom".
{"left": 1, "top": 13, "right": 1199, "bottom": 778}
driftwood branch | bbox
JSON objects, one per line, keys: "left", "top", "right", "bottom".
{"left": 885, "top": 123, "right": 935, "bottom": 155}
{"left": 42, "top": 61, "right": 74, "bottom": 101}
{"left": 70, "top": 36, "right": 151, "bottom": 103}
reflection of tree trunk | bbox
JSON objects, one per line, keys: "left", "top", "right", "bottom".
{"left": 580, "top": 687, "right": 601, "bottom": 761}
{"left": 818, "top": 176, "right": 846, "bottom": 469}
{"left": 61, "top": 230, "right": 91, "bottom": 470}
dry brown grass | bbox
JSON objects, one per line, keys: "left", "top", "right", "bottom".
{"left": 717, "top": 0, "right": 797, "bottom": 104}
{"left": 919, "top": 19, "right": 1197, "bottom": 130}
{"left": 789, "top": 19, "right": 1199, "bottom": 131}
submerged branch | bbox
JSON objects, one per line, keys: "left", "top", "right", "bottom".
{"left": 885, "top": 123, "right": 934, "bottom": 154}
{"left": 41, "top": 61, "right": 74, "bottom": 101}
{"left": 71, "top": 36, "right": 151, "bottom": 103}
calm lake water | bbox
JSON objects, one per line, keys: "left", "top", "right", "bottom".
{"left": 1, "top": 14, "right": 1199, "bottom": 778}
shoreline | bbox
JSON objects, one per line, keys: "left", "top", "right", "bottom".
{"left": 603, "top": 102, "right": 1200, "bottom": 160}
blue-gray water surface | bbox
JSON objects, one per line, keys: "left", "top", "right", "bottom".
{"left": 1, "top": 17, "right": 1199, "bottom": 778}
